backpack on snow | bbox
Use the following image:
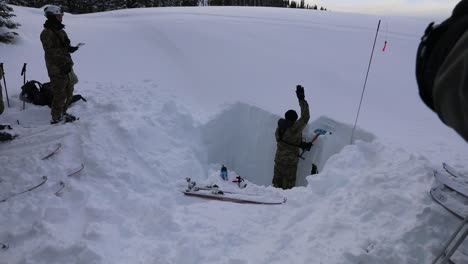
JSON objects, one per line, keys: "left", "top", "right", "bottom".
{"left": 20, "top": 80, "right": 86, "bottom": 107}
{"left": 20, "top": 80, "right": 52, "bottom": 106}
{"left": 415, "top": 0, "right": 468, "bottom": 111}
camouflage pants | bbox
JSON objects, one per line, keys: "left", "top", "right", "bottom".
{"left": 50, "top": 75, "right": 74, "bottom": 120}
{"left": 272, "top": 160, "right": 298, "bottom": 190}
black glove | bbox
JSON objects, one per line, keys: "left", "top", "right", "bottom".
{"left": 60, "top": 64, "right": 72, "bottom": 74}
{"left": 300, "top": 141, "right": 313, "bottom": 151}
{"left": 296, "top": 85, "right": 305, "bottom": 100}
{"left": 68, "top": 46, "right": 79, "bottom": 53}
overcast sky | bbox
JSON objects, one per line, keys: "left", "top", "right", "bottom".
{"left": 314, "top": 0, "right": 460, "bottom": 18}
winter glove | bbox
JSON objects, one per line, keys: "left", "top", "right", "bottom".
{"left": 300, "top": 141, "right": 313, "bottom": 151}
{"left": 296, "top": 85, "right": 305, "bottom": 100}
{"left": 68, "top": 46, "right": 79, "bottom": 53}
{"left": 60, "top": 64, "right": 72, "bottom": 75}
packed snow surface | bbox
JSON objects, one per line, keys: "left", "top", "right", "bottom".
{"left": 1, "top": 5, "right": 468, "bottom": 264}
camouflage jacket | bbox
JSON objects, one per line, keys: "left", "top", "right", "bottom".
{"left": 433, "top": 30, "right": 468, "bottom": 141}
{"left": 40, "top": 20, "right": 74, "bottom": 77}
{"left": 274, "top": 99, "right": 310, "bottom": 164}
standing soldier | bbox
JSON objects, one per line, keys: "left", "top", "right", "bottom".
{"left": 40, "top": 5, "right": 79, "bottom": 124}
{"left": 272, "top": 85, "right": 311, "bottom": 189}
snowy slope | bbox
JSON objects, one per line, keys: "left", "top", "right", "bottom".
{"left": 0, "top": 5, "right": 467, "bottom": 264}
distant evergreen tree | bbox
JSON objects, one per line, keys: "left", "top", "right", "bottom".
{"left": 0, "top": 0, "right": 20, "bottom": 43}
{"left": 180, "top": 0, "right": 198, "bottom": 6}
{"left": 289, "top": 0, "right": 296, "bottom": 8}
{"left": 299, "top": 0, "right": 304, "bottom": 9}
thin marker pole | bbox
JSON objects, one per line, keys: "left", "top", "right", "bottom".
{"left": 350, "top": 19, "right": 381, "bottom": 144}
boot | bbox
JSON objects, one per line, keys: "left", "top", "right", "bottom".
{"left": 50, "top": 113, "right": 78, "bottom": 125}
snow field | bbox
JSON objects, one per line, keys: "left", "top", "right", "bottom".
{"left": 0, "top": 5, "right": 467, "bottom": 264}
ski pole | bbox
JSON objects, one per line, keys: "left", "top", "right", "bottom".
{"left": 21, "top": 63, "right": 27, "bottom": 110}
{"left": 350, "top": 19, "right": 381, "bottom": 144}
{"left": 0, "top": 63, "right": 10, "bottom": 108}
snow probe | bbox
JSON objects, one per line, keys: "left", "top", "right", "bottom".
{"left": 0, "top": 63, "right": 10, "bottom": 108}
{"left": 351, "top": 19, "right": 381, "bottom": 144}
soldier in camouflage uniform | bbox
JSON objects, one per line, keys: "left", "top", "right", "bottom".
{"left": 40, "top": 5, "right": 79, "bottom": 124}
{"left": 272, "top": 85, "right": 310, "bottom": 189}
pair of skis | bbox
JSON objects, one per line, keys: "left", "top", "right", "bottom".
{"left": 430, "top": 164, "right": 468, "bottom": 264}
{"left": 53, "top": 163, "right": 85, "bottom": 196}
{"left": 182, "top": 178, "right": 286, "bottom": 205}
{"left": 0, "top": 164, "right": 84, "bottom": 203}
{"left": 0, "top": 143, "right": 61, "bottom": 202}
{"left": 430, "top": 163, "right": 468, "bottom": 219}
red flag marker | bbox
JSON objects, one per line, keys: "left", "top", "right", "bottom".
{"left": 382, "top": 41, "right": 387, "bottom": 52}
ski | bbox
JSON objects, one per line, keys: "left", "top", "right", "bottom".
{"left": 183, "top": 178, "right": 286, "bottom": 204}
{"left": 443, "top": 162, "right": 466, "bottom": 179}
{"left": 54, "top": 181, "right": 66, "bottom": 196}
{"left": 182, "top": 188, "right": 286, "bottom": 205}
{"left": 67, "top": 163, "right": 84, "bottom": 177}
{"left": 434, "top": 169, "right": 468, "bottom": 197}
{"left": 0, "top": 176, "right": 48, "bottom": 203}
{"left": 430, "top": 181, "right": 468, "bottom": 219}
{"left": 40, "top": 143, "right": 62, "bottom": 160}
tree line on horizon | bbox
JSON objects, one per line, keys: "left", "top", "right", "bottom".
{"left": 5, "top": 0, "right": 328, "bottom": 13}
{"left": 0, "top": 0, "right": 327, "bottom": 43}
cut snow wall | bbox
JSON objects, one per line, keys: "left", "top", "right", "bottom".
{"left": 201, "top": 103, "right": 375, "bottom": 187}
{"left": 201, "top": 103, "right": 278, "bottom": 186}
{"left": 296, "top": 116, "right": 376, "bottom": 186}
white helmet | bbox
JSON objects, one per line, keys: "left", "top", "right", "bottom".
{"left": 44, "top": 5, "right": 63, "bottom": 17}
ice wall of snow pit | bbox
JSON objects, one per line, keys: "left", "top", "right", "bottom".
{"left": 201, "top": 102, "right": 278, "bottom": 186}
{"left": 295, "top": 116, "right": 376, "bottom": 186}
{"left": 201, "top": 103, "right": 376, "bottom": 187}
